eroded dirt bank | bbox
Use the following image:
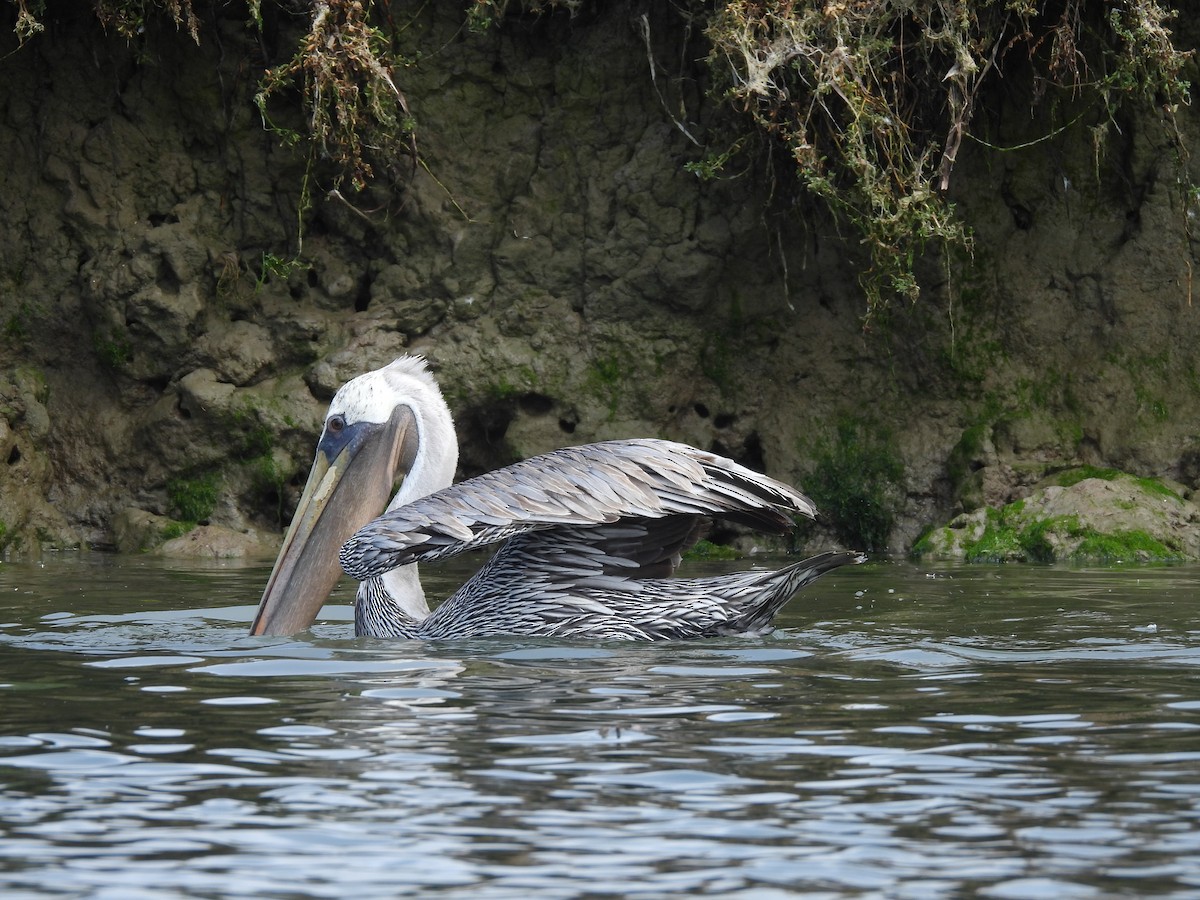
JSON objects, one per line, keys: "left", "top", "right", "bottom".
{"left": 0, "top": 5, "right": 1197, "bottom": 558}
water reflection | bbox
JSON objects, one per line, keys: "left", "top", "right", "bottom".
{"left": 1, "top": 555, "right": 1199, "bottom": 897}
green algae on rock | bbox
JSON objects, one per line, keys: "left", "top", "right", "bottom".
{"left": 915, "top": 470, "right": 1200, "bottom": 563}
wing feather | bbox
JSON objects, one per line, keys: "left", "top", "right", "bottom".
{"left": 340, "top": 438, "right": 816, "bottom": 579}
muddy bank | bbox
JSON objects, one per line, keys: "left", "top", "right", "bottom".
{"left": 0, "top": 5, "right": 1197, "bottom": 558}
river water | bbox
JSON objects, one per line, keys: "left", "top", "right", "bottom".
{"left": 1, "top": 554, "right": 1199, "bottom": 898}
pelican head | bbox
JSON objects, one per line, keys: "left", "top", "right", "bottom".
{"left": 250, "top": 356, "right": 457, "bottom": 635}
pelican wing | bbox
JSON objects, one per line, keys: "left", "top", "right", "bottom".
{"left": 418, "top": 530, "right": 866, "bottom": 641}
{"left": 497, "top": 514, "right": 712, "bottom": 581}
{"left": 339, "top": 438, "right": 817, "bottom": 579}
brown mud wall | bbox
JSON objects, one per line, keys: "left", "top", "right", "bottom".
{"left": 0, "top": 4, "right": 1197, "bottom": 555}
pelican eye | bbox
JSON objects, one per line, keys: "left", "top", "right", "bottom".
{"left": 327, "top": 414, "right": 346, "bottom": 435}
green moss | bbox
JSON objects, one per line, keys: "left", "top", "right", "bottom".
{"left": 963, "top": 506, "right": 1027, "bottom": 563}
{"left": 161, "top": 520, "right": 196, "bottom": 542}
{"left": 249, "top": 454, "right": 293, "bottom": 528}
{"left": 1075, "top": 528, "right": 1173, "bottom": 560}
{"left": 699, "top": 333, "right": 735, "bottom": 393}
{"left": 590, "top": 355, "right": 621, "bottom": 386}
{"left": 684, "top": 540, "right": 742, "bottom": 561}
{"left": 960, "top": 501, "right": 1179, "bottom": 563}
{"left": 4, "top": 300, "right": 33, "bottom": 342}
{"left": 1106, "top": 350, "right": 1179, "bottom": 425}
{"left": 485, "top": 365, "right": 536, "bottom": 403}
{"left": 804, "top": 417, "right": 904, "bottom": 552}
{"left": 221, "top": 404, "right": 276, "bottom": 460}
{"left": 168, "top": 473, "right": 219, "bottom": 523}
{"left": 963, "top": 530, "right": 1022, "bottom": 563}
{"left": 94, "top": 328, "right": 133, "bottom": 370}
{"left": 1054, "top": 466, "right": 1120, "bottom": 487}
{"left": 1051, "top": 467, "right": 1182, "bottom": 503}
{"left": 1135, "top": 386, "right": 1170, "bottom": 422}
{"left": 220, "top": 401, "right": 304, "bottom": 526}
{"left": 946, "top": 422, "right": 991, "bottom": 509}
{"left": 909, "top": 525, "right": 940, "bottom": 557}
{"left": 13, "top": 366, "right": 47, "bottom": 402}
{"left": 586, "top": 353, "right": 628, "bottom": 418}
{"left": 1017, "top": 515, "right": 1078, "bottom": 563}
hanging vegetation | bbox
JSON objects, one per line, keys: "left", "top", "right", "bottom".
{"left": 6, "top": 1, "right": 1194, "bottom": 314}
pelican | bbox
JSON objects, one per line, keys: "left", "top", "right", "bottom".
{"left": 250, "top": 356, "right": 864, "bottom": 640}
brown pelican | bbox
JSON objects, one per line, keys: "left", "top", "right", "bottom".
{"left": 250, "top": 356, "right": 864, "bottom": 640}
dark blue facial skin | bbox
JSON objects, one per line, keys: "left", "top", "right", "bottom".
{"left": 317, "top": 416, "right": 382, "bottom": 465}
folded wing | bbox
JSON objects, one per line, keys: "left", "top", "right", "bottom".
{"left": 339, "top": 438, "right": 817, "bottom": 579}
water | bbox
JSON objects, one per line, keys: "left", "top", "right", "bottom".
{"left": 2, "top": 554, "right": 1200, "bottom": 898}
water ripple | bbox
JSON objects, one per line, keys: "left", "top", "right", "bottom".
{"left": 2, "top": 558, "right": 1200, "bottom": 897}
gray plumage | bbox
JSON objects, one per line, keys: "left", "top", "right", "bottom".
{"left": 344, "top": 438, "right": 863, "bottom": 640}
{"left": 251, "top": 355, "right": 863, "bottom": 642}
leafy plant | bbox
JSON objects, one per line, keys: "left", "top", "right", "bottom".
{"left": 93, "top": 0, "right": 199, "bottom": 42}
{"left": 255, "top": 252, "right": 310, "bottom": 294}
{"left": 254, "top": 0, "right": 416, "bottom": 194}
{"left": 249, "top": 453, "right": 291, "bottom": 528}
{"left": 465, "top": 0, "right": 582, "bottom": 31}
{"left": 804, "top": 417, "right": 904, "bottom": 551}
{"left": 168, "top": 473, "right": 218, "bottom": 523}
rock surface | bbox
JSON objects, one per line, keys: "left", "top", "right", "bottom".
{"left": 0, "top": 7, "right": 1198, "bottom": 558}
{"left": 158, "top": 525, "right": 277, "bottom": 560}
{"left": 918, "top": 473, "right": 1200, "bottom": 562}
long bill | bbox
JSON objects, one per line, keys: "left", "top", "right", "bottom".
{"left": 250, "top": 408, "right": 416, "bottom": 635}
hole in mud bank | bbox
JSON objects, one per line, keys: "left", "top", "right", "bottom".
{"left": 7, "top": 445, "right": 20, "bottom": 465}
{"left": 711, "top": 431, "right": 765, "bottom": 472}
{"left": 693, "top": 403, "right": 709, "bottom": 418}
{"left": 458, "top": 405, "right": 516, "bottom": 476}
{"left": 558, "top": 418, "right": 576, "bottom": 434}
{"left": 1009, "top": 204, "right": 1033, "bottom": 230}
{"left": 519, "top": 393, "right": 554, "bottom": 415}
{"left": 742, "top": 431, "right": 765, "bottom": 471}
{"left": 714, "top": 412, "right": 736, "bottom": 429}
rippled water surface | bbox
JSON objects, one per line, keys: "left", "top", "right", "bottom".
{"left": 2, "top": 554, "right": 1200, "bottom": 898}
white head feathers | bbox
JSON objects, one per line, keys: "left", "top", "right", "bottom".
{"left": 329, "top": 355, "right": 447, "bottom": 426}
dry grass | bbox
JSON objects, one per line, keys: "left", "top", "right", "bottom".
{"left": 705, "top": 0, "right": 1193, "bottom": 315}
{"left": 7, "top": 1, "right": 1193, "bottom": 314}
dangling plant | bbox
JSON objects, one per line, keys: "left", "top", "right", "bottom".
{"left": 255, "top": 0, "right": 417, "bottom": 194}
{"left": 704, "top": 0, "right": 1192, "bottom": 316}
{"left": 6, "top": 1, "right": 1193, "bottom": 315}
